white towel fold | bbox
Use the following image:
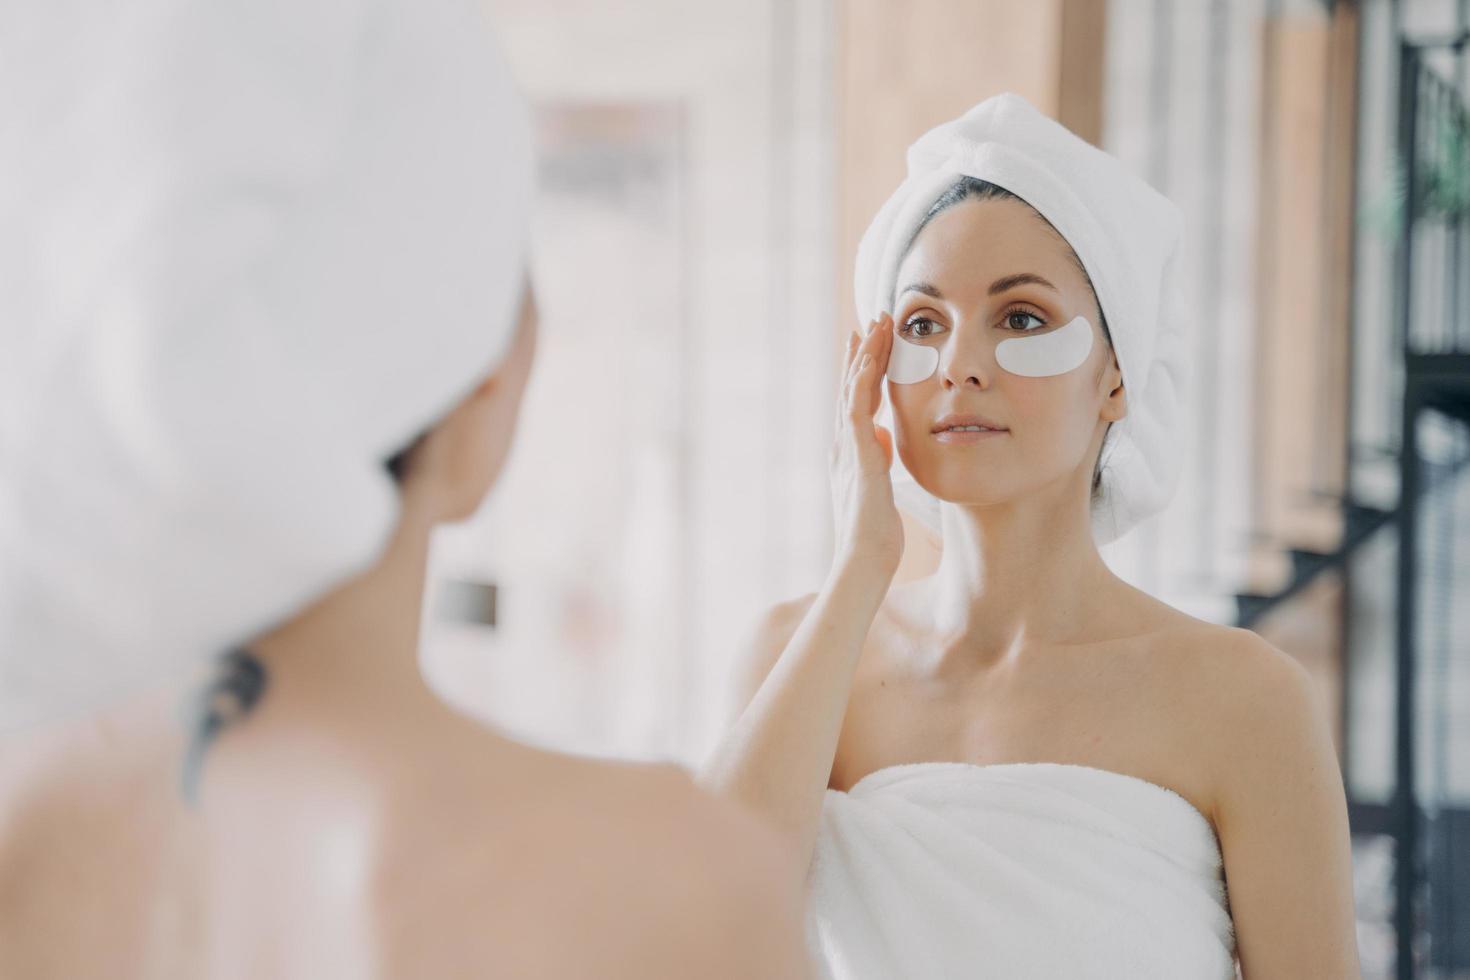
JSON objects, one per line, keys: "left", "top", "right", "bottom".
{"left": 0, "top": 0, "right": 534, "bottom": 732}
{"left": 806, "top": 762, "right": 1238, "bottom": 979}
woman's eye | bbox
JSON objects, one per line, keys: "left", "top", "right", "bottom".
{"left": 1004, "top": 308, "right": 1046, "bottom": 332}
{"left": 902, "top": 316, "right": 943, "bottom": 338}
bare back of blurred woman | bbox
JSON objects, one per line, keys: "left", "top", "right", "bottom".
{"left": 0, "top": 1, "right": 811, "bottom": 976}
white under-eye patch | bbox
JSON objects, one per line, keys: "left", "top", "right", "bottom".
{"left": 884, "top": 313, "right": 1095, "bottom": 383}
{"left": 995, "top": 314, "right": 1093, "bottom": 377}
{"left": 886, "top": 328, "right": 940, "bottom": 383}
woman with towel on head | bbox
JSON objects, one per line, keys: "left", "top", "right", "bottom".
{"left": 699, "top": 93, "right": 1362, "bottom": 978}
{"left": 0, "top": 2, "right": 811, "bottom": 977}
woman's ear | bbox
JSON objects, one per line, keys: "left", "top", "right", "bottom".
{"left": 398, "top": 280, "right": 539, "bottom": 524}
{"left": 1097, "top": 347, "right": 1127, "bottom": 424}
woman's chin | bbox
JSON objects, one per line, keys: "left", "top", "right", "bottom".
{"left": 903, "top": 474, "right": 1009, "bottom": 509}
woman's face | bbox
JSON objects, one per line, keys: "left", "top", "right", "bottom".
{"left": 886, "top": 196, "right": 1124, "bottom": 514}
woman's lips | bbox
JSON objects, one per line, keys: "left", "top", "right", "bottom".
{"left": 932, "top": 428, "right": 1008, "bottom": 444}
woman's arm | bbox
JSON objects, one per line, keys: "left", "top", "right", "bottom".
{"left": 696, "top": 313, "right": 903, "bottom": 885}
{"left": 697, "top": 560, "right": 891, "bottom": 881}
{"left": 1211, "top": 631, "right": 1363, "bottom": 979}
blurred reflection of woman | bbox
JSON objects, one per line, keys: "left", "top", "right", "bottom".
{"left": 699, "top": 93, "right": 1361, "bottom": 979}
{"left": 0, "top": 3, "right": 810, "bottom": 977}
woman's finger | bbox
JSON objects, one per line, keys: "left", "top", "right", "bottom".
{"left": 849, "top": 352, "right": 877, "bottom": 422}
{"left": 839, "top": 316, "right": 886, "bottom": 435}
{"left": 862, "top": 313, "right": 893, "bottom": 408}
{"left": 837, "top": 329, "right": 861, "bottom": 431}
{"left": 840, "top": 328, "right": 870, "bottom": 415}
{"left": 846, "top": 355, "right": 876, "bottom": 438}
{"left": 850, "top": 314, "right": 892, "bottom": 413}
{"left": 849, "top": 318, "right": 885, "bottom": 383}
{"left": 846, "top": 323, "right": 873, "bottom": 383}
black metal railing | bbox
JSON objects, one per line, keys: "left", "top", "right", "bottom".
{"left": 1232, "top": 18, "right": 1470, "bottom": 978}
{"left": 1390, "top": 29, "right": 1470, "bottom": 980}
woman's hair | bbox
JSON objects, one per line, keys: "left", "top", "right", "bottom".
{"left": 895, "top": 176, "right": 1117, "bottom": 504}
{"left": 385, "top": 429, "right": 431, "bottom": 485}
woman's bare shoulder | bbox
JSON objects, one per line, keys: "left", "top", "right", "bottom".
{"left": 1138, "top": 605, "right": 1298, "bottom": 691}
{"left": 1162, "top": 623, "right": 1325, "bottom": 744}
{"left": 1134, "top": 613, "right": 1325, "bottom": 824}
{"left": 0, "top": 687, "right": 201, "bottom": 980}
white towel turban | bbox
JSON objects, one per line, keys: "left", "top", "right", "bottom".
{"left": 854, "top": 92, "right": 1192, "bottom": 550}
{"left": 0, "top": 0, "right": 535, "bottom": 732}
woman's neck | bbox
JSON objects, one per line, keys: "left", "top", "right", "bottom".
{"left": 245, "top": 504, "right": 443, "bottom": 726}
{"left": 926, "top": 490, "right": 1118, "bottom": 664}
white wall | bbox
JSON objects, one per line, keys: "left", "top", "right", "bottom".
{"left": 420, "top": 0, "right": 838, "bottom": 767}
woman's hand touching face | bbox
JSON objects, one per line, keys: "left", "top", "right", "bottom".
{"left": 829, "top": 313, "right": 904, "bottom": 578}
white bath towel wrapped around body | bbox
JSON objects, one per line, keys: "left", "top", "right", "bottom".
{"left": 806, "top": 761, "right": 1239, "bottom": 979}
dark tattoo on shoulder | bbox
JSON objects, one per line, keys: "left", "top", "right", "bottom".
{"left": 180, "top": 647, "right": 269, "bottom": 805}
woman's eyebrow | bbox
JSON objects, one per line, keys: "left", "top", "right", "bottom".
{"left": 987, "top": 272, "right": 1058, "bottom": 296}
{"left": 897, "top": 273, "right": 1059, "bottom": 302}
{"left": 898, "top": 281, "right": 946, "bottom": 301}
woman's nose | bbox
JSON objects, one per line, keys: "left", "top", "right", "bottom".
{"left": 938, "top": 328, "right": 993, "bottom": 389}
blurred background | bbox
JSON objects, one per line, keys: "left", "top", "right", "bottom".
{"left": 412, "top": 1, "right": 1469, "bottom": 976}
